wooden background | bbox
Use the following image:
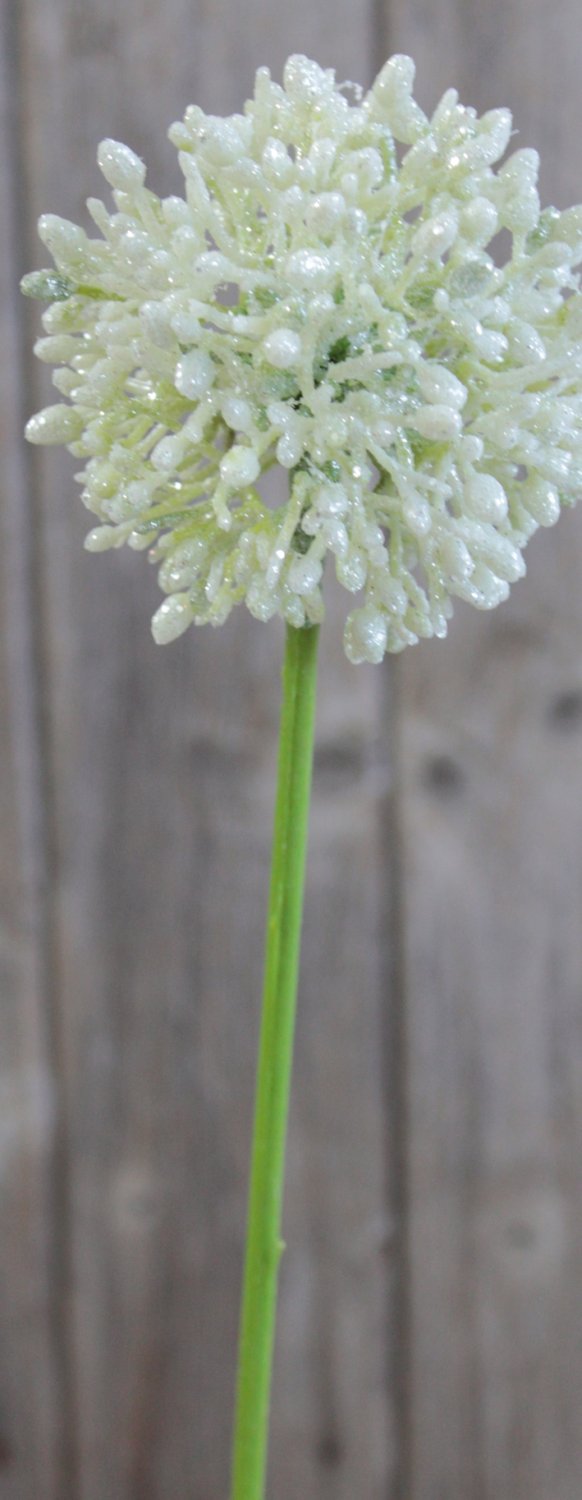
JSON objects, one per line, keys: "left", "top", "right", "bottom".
{"left": 2, "top": 0, "right": 582, "bottom": 1495}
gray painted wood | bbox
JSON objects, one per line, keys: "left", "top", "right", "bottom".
{"left": 4, "top": 0, "right": 582, "bottom": 1495}
{"left": 386, "top": 3, "right": 582, "bottom": 1496}
{"left": 0, "top": 6, "right": 63, "bottom": 1498}
{"left": 12, "top": 2, "right": 393, "bottom": 1497}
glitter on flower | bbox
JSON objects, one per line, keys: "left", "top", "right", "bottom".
{"left": 23, "top": 54, "right": 582, "bottom": 661}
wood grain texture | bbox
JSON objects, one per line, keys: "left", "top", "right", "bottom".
{"left": 15, "top": 2, "right": 393, "bottom": 1497}
{"left": 6, "top": 1, "right": 582, "bottom": 1496}
{"left": 381, "top": 3, "right": 582, "bottom": 1496}
{"left": 0, "top": 6, "right": 63, "bottom": 1497}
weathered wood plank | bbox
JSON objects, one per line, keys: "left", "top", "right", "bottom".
{"left": 381, "top": 4, "right": 582, "bottom": 1496}
{"left": 0, "top": 5, "right": 63, "bottom": 1497}
{"left": 18, "top": 5, "right": 394, "bottom": 1497}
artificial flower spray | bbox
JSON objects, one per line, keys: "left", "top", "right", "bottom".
{"left": 23, "top": 54, "right": 582, "bottom": 1499}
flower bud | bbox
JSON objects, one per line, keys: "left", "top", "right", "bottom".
{"left": 97, "top": 139, "right": 146, "bottom": 191}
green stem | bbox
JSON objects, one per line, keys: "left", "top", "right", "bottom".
{"left": 231, "top": 621, "right": 320, "bottom": 1500}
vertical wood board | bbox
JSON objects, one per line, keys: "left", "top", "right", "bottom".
{"left": 16, "top": 5, "right": 394, "bottom": 1497}
{"left": 382, "top": 3, "right": 582, "bottom": 1495}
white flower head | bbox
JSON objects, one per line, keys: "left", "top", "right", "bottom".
{"left": 23, "top": 55, "right": 582, "bottom": 661}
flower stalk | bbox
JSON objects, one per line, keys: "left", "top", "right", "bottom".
{"left": 231, "top": 621, "right": 320, "bottom": 1500}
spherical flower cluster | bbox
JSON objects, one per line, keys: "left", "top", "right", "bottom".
{"left": 23, "top": 55, "right": 582, "bottom": 661}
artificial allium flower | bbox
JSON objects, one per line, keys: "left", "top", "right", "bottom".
{"left": 23, "top": 55, "right": 582, "bottom": 661}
